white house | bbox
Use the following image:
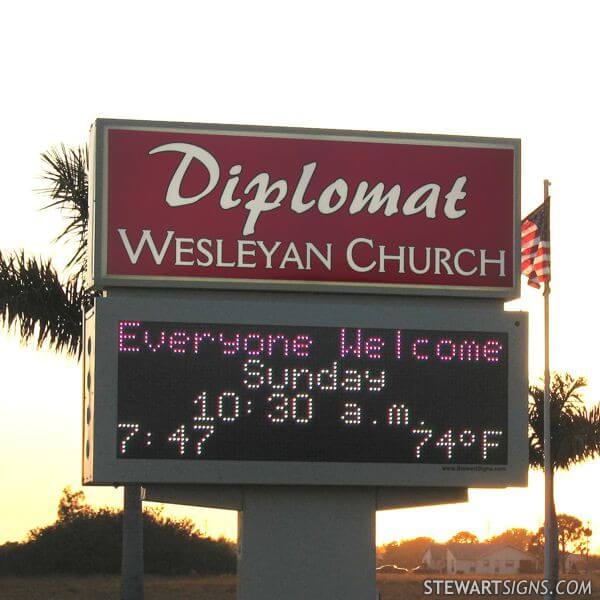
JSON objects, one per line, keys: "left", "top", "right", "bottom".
{"left": 446, "top": 543, "right": 538, "bottom": 575}
{"left": 422, "top": 543, "right": 539, "bottom": 575}
{"left": 421, "top": 543, "right": 447, "bottom": 572}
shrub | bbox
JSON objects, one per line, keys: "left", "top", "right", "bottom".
{"left": 0, "top": 488, "right": 236, "bottom": 575}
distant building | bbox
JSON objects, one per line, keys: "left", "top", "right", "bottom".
{"left": 563, "top": 552, "right": 587, "bottom": 573}
{"left": 422, "top": 543, "right": 538, "bottom": 574}
{"left": 422, "top": 543, "right": 447, "bottom": 572}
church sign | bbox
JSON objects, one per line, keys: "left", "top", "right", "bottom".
{"left": 89, "top": 119, "right": 520, "bottom": 297}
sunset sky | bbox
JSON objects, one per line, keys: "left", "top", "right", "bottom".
{"left": 1, "top": 2, "right": 599, "bottom": 552}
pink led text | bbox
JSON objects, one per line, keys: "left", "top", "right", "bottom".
{"left": 118, "top": 321, "right": 314, "bottom": 358}
{"left": 340, "top": 328, "right": 504, "bottom": 364}
{"left": 409, "top": 337, "right": 503, "bottom": 364}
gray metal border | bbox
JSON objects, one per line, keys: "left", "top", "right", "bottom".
{"left": 141, "top": 484, "right": 469, "bottom": 511}
{"left": 83, "top": 291, "right": 528, "bottom": 488}
{"left": 88, "top": 118, "right": 521, "bottom": 299}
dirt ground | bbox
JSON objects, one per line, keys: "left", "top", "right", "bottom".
{"left": 0, "top": 573, "right": 598, "bottom": 599}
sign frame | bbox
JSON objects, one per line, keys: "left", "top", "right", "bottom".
{"left": 88, "top": 118, "right": 521, "bottom": 299}
{"left": 82, "top": 290, "right": 528, "bottom": 487}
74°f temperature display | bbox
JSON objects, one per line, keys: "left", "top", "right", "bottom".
{"left": 117, "top": 321, "right": 508, "bottom": 464}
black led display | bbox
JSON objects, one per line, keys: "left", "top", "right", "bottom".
{"left": 117, "top": 321, "right": 508, "bottom": 465}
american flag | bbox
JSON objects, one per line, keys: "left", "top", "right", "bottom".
{"left": 521, "top": 203, "right": 550, "bottom": 288}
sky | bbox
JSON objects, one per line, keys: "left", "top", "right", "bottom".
{"left": 1, "top": 1, "right": 599, "bottom": 552}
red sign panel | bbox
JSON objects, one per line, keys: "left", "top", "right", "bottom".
{"left": 89, "top": 120, "right": 519, "bottom": 297}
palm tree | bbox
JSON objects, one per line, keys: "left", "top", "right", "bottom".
{"left": 528, "top": 372, "right": 600, "bottom": 579}
{"left": 0, "top": 145, "right": 143, "bottom": 600}
{"left": 529, "top": 373, "right": 600, "bottom": 470}
{"left": 0, "top": 145, "right": 90, "bottom": 356}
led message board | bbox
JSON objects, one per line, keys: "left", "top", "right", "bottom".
{"left": 83, "top": 293, "right": 528, "bottom": 487}
{"left": 117, "top": 321, "right": 507, "bottom": 465}
{"left": 89, "top": 119, "right": 520, "bottom": 298}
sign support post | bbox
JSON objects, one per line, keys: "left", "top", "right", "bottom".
{"left": 142, "top": 483, "right": 470, "bottom": 600}
{"left": 121, "top": 485, "right": 144, "bottom": 600}
{"left": 238, "top": 486, "right": 375, "bottom": 600}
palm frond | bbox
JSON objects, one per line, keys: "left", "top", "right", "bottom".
{"left": 39, "top": 145, "right": 88, "bottom": 275}
{"left": 528, "top": 372, "right": 600, "bottom": 470}
{"left": 0, "top": 251, "right": 93, "bottom": 356}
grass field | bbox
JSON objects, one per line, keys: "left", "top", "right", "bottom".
{"left": 0, "top": 575, "right": 236, "bottom": 600}
{"left": 1, "top": 574, "right": 598, "bottom": 599}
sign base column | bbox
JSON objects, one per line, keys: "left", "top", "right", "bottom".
{"left": 238, "top": 486, "right": 376, "bottom": 600}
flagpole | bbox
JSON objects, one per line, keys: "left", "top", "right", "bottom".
{"left": 542, "top": 179, "right": 557, "bottom": 597}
